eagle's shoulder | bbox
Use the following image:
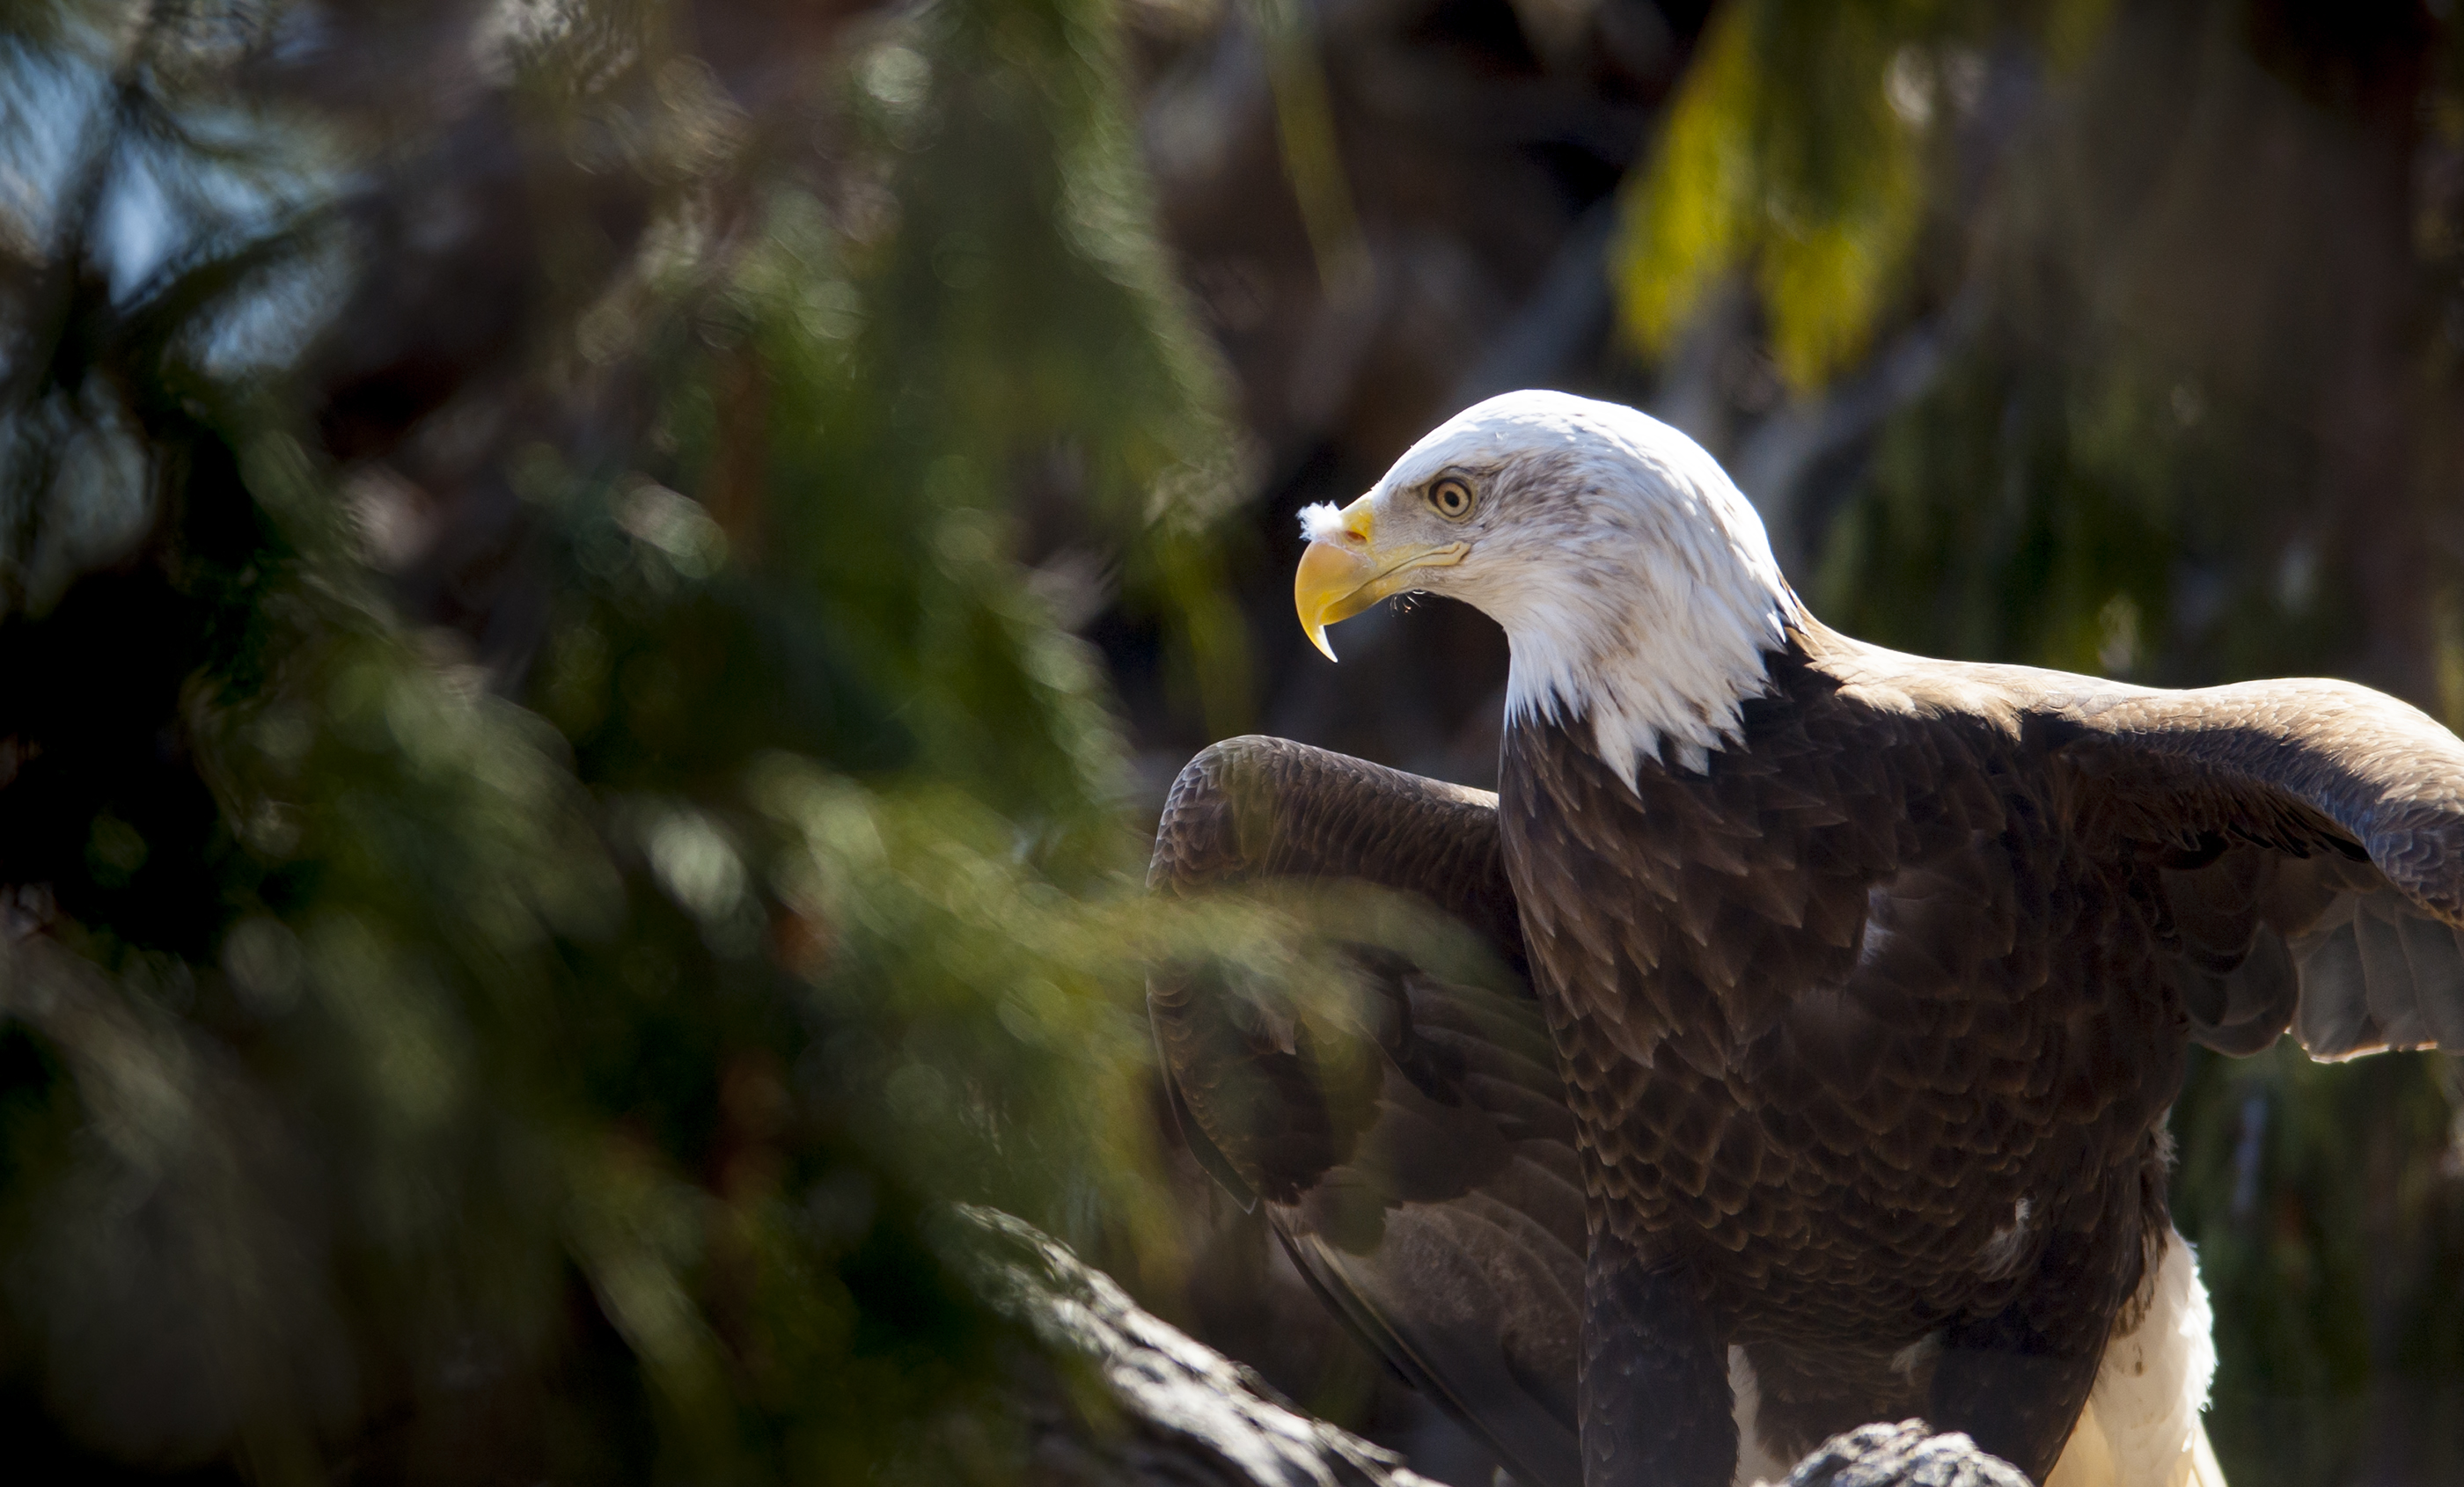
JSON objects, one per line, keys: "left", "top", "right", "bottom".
{"left": 1785, "top": 622, "right": 2128, "bottom": 747}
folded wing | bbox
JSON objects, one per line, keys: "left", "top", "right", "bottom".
{"left": 1148, "top": 736, "right": 1583, "bottom": 1487}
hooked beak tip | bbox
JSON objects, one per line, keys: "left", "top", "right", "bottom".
{"left": 1294, "top": 532, "right": 1377, "bottom": 661}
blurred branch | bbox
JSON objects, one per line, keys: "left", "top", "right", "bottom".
{"left": 1731, "top": 280, "right": 1984, "bottom": 574}
{"left": 963, "top": 1206, "right": 1445, "bottom": 1486}
{"left": 1448, "top": 198, "right": 1617, "bottom": 408}
{"left": 968, "top": 1211, "right": 2040, "bottom": 1487}
{"left": 1247, "top": 0, "right": 1370, "bottom": 304}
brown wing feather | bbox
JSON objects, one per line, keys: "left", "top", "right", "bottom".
{"left": 2050, "top": 678, "right": 2464, "bottom": 1058}
{"left": 1148, "top": 736, "right": 1582, "bottom": 1487}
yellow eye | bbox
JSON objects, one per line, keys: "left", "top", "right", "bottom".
{"left": 1429, "top": 478, "right": 1474, "bottom": 520}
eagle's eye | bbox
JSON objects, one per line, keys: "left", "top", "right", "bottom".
{"left": 1428, "top": 477, "right": 1475, "bottom": 521}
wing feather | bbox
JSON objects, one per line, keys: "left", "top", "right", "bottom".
{"left": 2406, "top": 917, "right": 2464, "bottom": 1048}
{"left": 2052, "top": 678, "right": 2464, "bottom": 1058}
{"left": 1148, "top": 736, "right": 1581, "bottom": 1487}
{"left": 2358, "top": 899, "right": 2427, "bottom": 1046}
{"left": 2292, "top": 918, "right": 2374, "bottom": 1055}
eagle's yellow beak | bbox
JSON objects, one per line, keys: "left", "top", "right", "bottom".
{"left": 1294, "top": 494, "right": 1467, "bottom": 662}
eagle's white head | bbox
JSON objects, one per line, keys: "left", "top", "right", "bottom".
{"left": 1294, "top": 390, "right": 1803, "bottom": 781}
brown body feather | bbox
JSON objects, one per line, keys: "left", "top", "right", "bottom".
{"left": 1504, "top": 623, "right": 2180, "bottom": 1346}
{"left": 1148, "top": 625, "right": 2464, "bottom": 1485}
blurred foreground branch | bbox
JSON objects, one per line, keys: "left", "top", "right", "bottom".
{"left": 967, "top": 1209, "right": 2032, "bottom": 1487}
{"left": 964, "top": 1207, "right": 1443, "bottom": 1487}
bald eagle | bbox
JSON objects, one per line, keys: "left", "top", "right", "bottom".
{"left": 1149, "top": 392, "right": 2464, "bottom": 1487}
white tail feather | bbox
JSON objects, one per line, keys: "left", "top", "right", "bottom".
{"left": 2045, "top": 1229, "right": 2226, "bottom": 1487}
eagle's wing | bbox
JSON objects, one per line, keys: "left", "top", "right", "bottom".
{"left": 1148, "top": 736, "right": 1582, "bottom": 1487}
{"left": 2055, "top": 678, "right": 2464, "bottom": 1058}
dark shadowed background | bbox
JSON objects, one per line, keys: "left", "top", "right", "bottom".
{"left": 1, "top": 0, "right": 2460, "bottom": 1483}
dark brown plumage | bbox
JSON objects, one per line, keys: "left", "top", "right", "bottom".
{"left": 1154, "top": 392, "right": 2464, "bottom": 1487}
{"left": 1148, "top": 737, "right": 1584, "bottom": 1487}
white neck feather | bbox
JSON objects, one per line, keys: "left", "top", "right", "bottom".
{"left": 1498, "top": 568, "right": 1793, "bottom": 782}
{"left": 1494, "top": 510, "right": 1803, "bottom": 785}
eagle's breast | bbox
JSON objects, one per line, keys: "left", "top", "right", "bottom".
{"left": 1496, "top": 644, "right": 2188, "bottom": 1346}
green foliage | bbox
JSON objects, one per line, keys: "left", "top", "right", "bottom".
{"left": 744, "top": 0, "right": 1253, "bottom": 748}
{"left": 2172, "top": 1044, "right": 2464, "bottom": 1487}
{"left": 1801, "top": 1, "right": 2459, "bottom": 701}
{"left": 1809, "top": 340, "right": 2347, "bottom": 684}
{"left": 0, "top": 0, "right": 1299, "bottom": 1480}
{"left": 1612, "top": 0, "right": 2113, "bottom": 390}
